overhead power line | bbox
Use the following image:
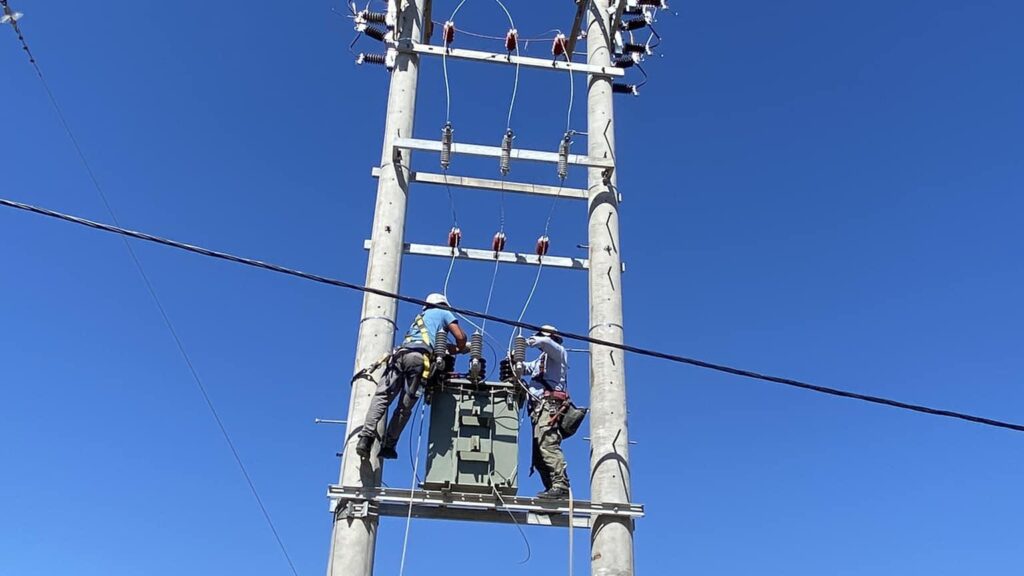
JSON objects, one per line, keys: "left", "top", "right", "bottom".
{"left": 2, "top": 10, "right": 299, "bottom": 573}
{"left": 3, "top": 196, "right": 1024, "bottom": 436}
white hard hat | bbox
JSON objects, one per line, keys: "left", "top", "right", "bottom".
{"left": 425, "top": 293, "right": 449, "bottom": 307}
{"left": 538, "top": 324, "right": 559, "bottom": 335}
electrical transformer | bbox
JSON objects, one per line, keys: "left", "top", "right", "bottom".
{"left": 424, "top": 377, "right": 525, "bottom": 496}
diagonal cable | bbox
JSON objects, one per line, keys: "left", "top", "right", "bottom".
{"left": 2, "top": 12, "right": 299, "bottom": 574}
{"left": 4, "top": 196, "right": 1024, "bottom": 436}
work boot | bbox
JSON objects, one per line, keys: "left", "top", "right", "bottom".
{"left": 537, "top": 485, "right": 569, "bottom": 500}
{"left": 355, "top": 436, "right": 374, "bottom": 459}
{"left": 379, "top": 444, "right": 398, "bottom": 460}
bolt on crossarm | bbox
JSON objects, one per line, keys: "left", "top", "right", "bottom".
{"left": 326, "top": 0, "right": 426, "bottom": 575}
{"left": 587, "top": 0, "right": 635, "bottom": 575}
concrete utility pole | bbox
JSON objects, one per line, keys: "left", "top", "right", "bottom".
{"left": 587, "top": 0, "right": 635, "bottom": 574}
{"left": 326, "top": 0, "right": 424, "bottom": 574}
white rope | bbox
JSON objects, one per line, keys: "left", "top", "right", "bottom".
{"left": 398, "top": 401, "right": 428, "bottom": 576}
{"left": 568, "top": 485, "right": 575, "bottom": 576}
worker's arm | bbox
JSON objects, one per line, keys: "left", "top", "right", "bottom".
{"left": 447, "top": 321, "right": 469, "bottom": 354}
{"left": 526, "top": 335, "right": 560, "bottom": 357}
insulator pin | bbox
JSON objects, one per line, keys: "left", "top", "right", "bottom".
{"left": 552, "top": 34, "right": 568, "bottom": 57}
{"left": 357, "top": 10, "right": 388, "bottom": 24}
{"left": 513, "top": 335, "right": 527, "bottom": 364}
{"left": 505, "top": 29, "right": 519, "bottom": 52}
{"left": 622, "top": 42, "right": 651, "bottom": 55}
{"left": 362, "top": 24, "right": 389, "bottom": 42}
{"left": 443, "top": 21, "right": 456, "bottom": 45}
{"left": 619, "top": 18, "right": 649, "bottom": 32}
{"left": 433, "top": 328, "right": 449, "bottom": 359}
{"left": 613, "top": 83, "right": 640, "bottom": 96}
{"left": 440, "top": 122, "right": 454, "bottom": 169}
{"left": 448, "top": 227, "right": 462, "bottom": 249}
{"left": 492, "top": 231, "right": 507, "bottom": 253}
{"left": 500, "top": 129, "right": 513, "bottom": 176}
{"left": 470, "top": 333, "right": 484, "bottom": 360}
{"left": 557, "top": 133, "right": 571, "bottom": 181}
{"left": 536, "top": 235, "right": 550, "bottom": 257}
{"left": 612, "top": 55, "right": 636, "bottom": 68}
{"left": 356, "top": 53, "right": 387, "bottom": 66}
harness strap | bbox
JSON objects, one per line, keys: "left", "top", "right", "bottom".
{"left": 402, "top": 313, "right": 432, "bottom": 348}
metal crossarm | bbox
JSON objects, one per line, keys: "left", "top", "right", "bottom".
{"left": 363, "top": 240, "right": 595, "bottom": 271}
{"left": 394, "top": 41, "right": 626, "bottom": 77}
{"left": 370, "top": 167, "right": 589, "bottom": 201}
{"left": 328, "top": 485, "right": 645, "bottom": 529}
{"left": 393, "top": 137, "right": 616, "bottom": 170}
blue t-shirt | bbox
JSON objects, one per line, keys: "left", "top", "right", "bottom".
{"left": 402, "top": 307, "right": 458, "bottom": 350}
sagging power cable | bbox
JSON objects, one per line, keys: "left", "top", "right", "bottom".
{"left": 6, "top": 197, "right": 1024, "bottom": 436}
{"left": 1, "top": 12, "right": 299, "bottom": 573}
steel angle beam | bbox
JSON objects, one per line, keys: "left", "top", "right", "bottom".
{"left": 371, "top": 167, "right": 588, "bottom": 200}
{"left": 363, "top": 240, "right": 589, "bottom": 271}
{"left": 328, "top": 485, "right": 644, "bottom": 529}
{"left": 393, "top": 137, "right": 615, "bottom": 170}
{"left": 396, "top": 41, "right": 625, "bottom": 77}
{"left": 564, "top": 0, "right": 590, "bottom": 58}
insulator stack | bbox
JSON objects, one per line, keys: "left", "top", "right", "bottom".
{"left": 362, "top": 24, "right": 389, "bottom": 42}
{"left": 536, "top": 235, "right": 550, "bottom": 257}
{"left": 612, "top": 54, "right": 636, "bottom": 68}
{"left": 513, "top": 335, "right": 527, "bottom": 364}
{"left": 358, "top": 10, "right": 388, "bottom": 24}
{"left": 433, "top": 328, "right": 449, "bottom": 359}
{"left": 500, "top": 129, "right": 513, "bottom": 175}
{"left": 505, "top": 29, "right": 518, "bottom": 52}
{"left": 613, "top": 83, "right": 640, "bottom": 96}
{"left": 622, "top": 42, "right": 650, "bottom": 55}
{"left": 448, "top": 227, "right": 462, "bottom": 248}
{"left": 442, "top": 21, "right": 456, "bottom": 45}
{"left": 470, "top": 332, "right": 484, "bottom": 360}
{"left": 619, "top": 18, "right": 648, "bottom": 32}
{"left": 552, "top": 34, "right": 567, "bottom": 57}
{"left": 492, "top": 231, "right": 506, "bottom": 253}
{"left": 557, "top": 133, "right": 571, "bottom": 181}
{"left": 357, "top": 53, "right": 387, "bottom": 66}
{"left": 440, "top": 123, "right": 454, "bottom": 169}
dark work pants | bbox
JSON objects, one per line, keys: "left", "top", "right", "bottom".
{"left": 359, "top": 350, "right": 426, "bottom": 447}
{"left": 531, "top": 398, "right": 569, "bottom": 490}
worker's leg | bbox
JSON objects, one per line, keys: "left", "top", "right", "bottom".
{"left": 531, "top": 420, "right": 553, "bottom": 491}
{"left": 383, "top": 353, "right": 425, "bottom": 448}
{"left": 537, "top": 401, "right": 569, "bottom": 490}
{"left": 358, "top": 360, "right": 404, "bottom": 441}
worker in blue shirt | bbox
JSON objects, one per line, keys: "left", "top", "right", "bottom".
{"left": 521, "top": 324, "right": 571, "bottom": 499}
{"left": 356, "top": 292, "right": 468, "bottom": 460}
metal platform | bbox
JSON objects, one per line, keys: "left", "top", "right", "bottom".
{"left": 328, "top": 485, "right": 644, "bottom": 529}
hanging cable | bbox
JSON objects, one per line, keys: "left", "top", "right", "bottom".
{"left": 12, "top": 198, "right": 1024, "bottom": 436}
{"left": 398, "top": 401, "right": 427, "bottom": 576}
{"left": 0, "top": 11, "right": 300, "bottom": 576}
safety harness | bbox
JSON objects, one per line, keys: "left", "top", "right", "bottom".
{"left": 351, "top": 312, "right": 439, "bottom": 386}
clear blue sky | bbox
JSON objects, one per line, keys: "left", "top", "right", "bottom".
{"left": 2, "top": 1, "right": 1022, "bottom": 574}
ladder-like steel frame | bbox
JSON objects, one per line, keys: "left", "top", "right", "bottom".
{"left": 329, "top": 485, "right": 644, "bottom": 530}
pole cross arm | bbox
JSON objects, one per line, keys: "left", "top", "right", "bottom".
{"left": 393, "top": 137, "right": 616, "bottom": 171}
{"left": 361, "top": 240, "right": 626, "bottom": 272}
{"left": 394, "top": 40, "right": 626, "bottom": 77}
{"left": 371, "top": 167, "right": 590, "bottom": 201}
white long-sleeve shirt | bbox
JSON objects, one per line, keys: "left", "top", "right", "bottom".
{"left": 522, "top": 335, "right": 568, "bottom": 396}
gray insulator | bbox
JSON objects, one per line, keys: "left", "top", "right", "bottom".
{"left": 433, "top": 328, "right": 449, "bottom": 358}
{"left": 500, "top": 130, "right": 513, "bottom": 176}
{"left": 557, "top": 134, "right": 571, "bottom": 181}
{"left": 470, "top": 332, "right": 484, "bottom": 360}
{"left": 513, "top": 335, "right": 527, "bottom": 364}
{"left": 441, "top": 123, "right": 454, "bottom": 170}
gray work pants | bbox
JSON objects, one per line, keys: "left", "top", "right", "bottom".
{"left": 359, "top": 350, "right": 427, "bottom": 447}
{"left": 531, "top": 398, "right": 569, "bottom": 490}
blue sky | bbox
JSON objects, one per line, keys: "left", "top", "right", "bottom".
{"left": 2, "top": 1, "right": 1022, "bottom": 575}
